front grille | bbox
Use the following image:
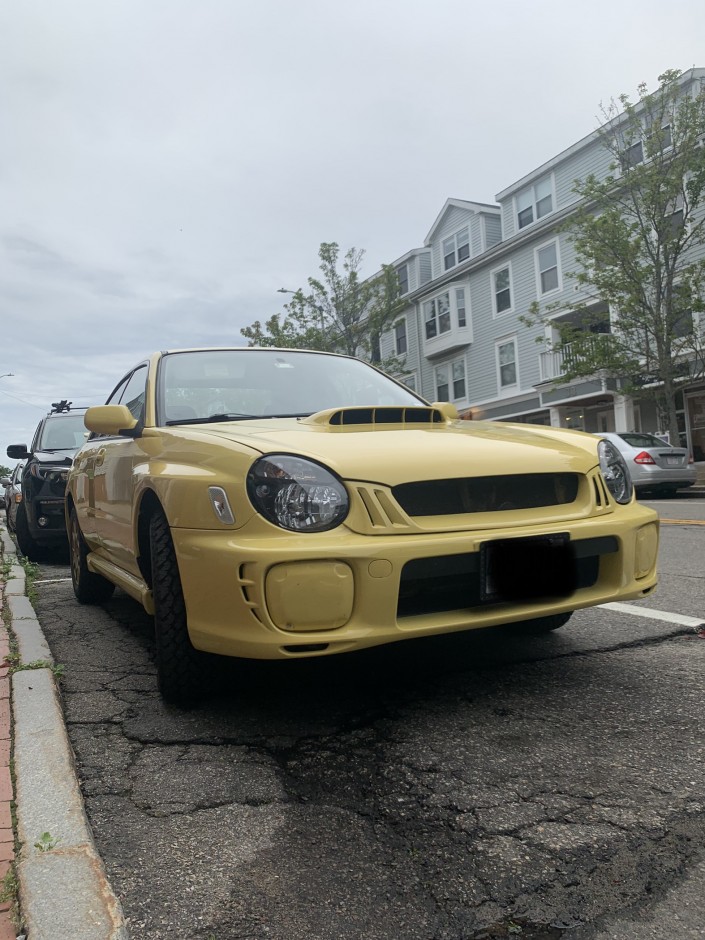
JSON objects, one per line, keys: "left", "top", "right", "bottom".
{"left": 397, "top": 535, "right": 617, "bottom": 618}
{"left": 393, "top": 473, "right": 579, "bottom": 517}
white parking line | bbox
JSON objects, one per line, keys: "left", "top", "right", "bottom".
{"left": 600, "top": 602, "right": 704, "bottom": 628}
{"left": 32, "top": 578, "right": 72, "bottom": 585}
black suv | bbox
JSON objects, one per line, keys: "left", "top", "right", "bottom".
{"left": 6, "top": 401, "right": 87, "bottom": 559}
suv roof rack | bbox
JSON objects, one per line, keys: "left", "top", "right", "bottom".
{"left": 50, "top": 400, "right": 73, "bottom": 414}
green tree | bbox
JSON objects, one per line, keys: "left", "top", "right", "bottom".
{"left": 241, "top": 242, "right": 407, "bottom": 373}
{"left": 0, "top": 465, "right": 12, "bottom": 478}
{"left": 531, "top": 69, "right": 705, "bottom": 444}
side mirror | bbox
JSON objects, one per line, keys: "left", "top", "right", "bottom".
{"left": 0, "top": 478, "right": 10, "bottom": 486}
{"left": 7, "top": 444, "right": 29, "bottom": 460}
{"left": 84, "top": 405, "right": 139, "bottom": 437}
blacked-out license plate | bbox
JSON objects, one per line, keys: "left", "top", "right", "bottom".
{"left": 480, "top": 533, "right": 577, "bottom": 604}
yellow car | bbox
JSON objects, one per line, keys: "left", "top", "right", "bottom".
{"left": 66, "top": 348, "right": 659, "bottom": 703}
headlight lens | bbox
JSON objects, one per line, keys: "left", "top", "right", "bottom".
{"left": 598, "top": 439, "right": 633, "bottom": 504}
{"left": 247, "top": 455, "right": 349, "bottom": 532}
{"left": 29, "top": 464, "right": 69, "bottom": 483}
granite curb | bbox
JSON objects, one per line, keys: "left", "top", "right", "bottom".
{"left": 0, "top": 519, "right": 128, "bottom": 939}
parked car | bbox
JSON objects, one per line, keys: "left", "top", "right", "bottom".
{"left": 6, "top": 401, "right": 88, "bottom": 558}
{"left": 595, "top": 432, "right": 697, "bottom": 497}
{"left": 1, "top": 462, "right": 25, "bottom": 532}
{"left": 66, "top": 348, "right": 659, "bottom": 703}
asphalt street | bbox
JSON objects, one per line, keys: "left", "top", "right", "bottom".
{"left": 4, "top": 494, "right": 700, "bottom": 939}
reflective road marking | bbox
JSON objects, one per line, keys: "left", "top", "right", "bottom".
{"left": 601, "top": 602, "right": 705, "bottom": 629}
{"left": 659, "top": 519, "right": 705, "bottom": 525}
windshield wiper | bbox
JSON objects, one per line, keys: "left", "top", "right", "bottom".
{"left": 165, "top": 413, "right": 260, "bottom": 426}
{"left": 165, "top": 412, "right": 313, "bottom": 426}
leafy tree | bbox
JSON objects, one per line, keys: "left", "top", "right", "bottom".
{"left": 241, "top": 242, "right": 408, "bottom": 373}
{"left": 0, "top": 465, "right": 12, "bottom": 478}
{"left": 529, "top": 69, "right": 705, "bottom": 444}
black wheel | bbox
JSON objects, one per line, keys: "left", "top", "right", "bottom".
{"left": 510, "top": 611, "right": 573, "bottom": 635}
{"left": 69, "top": 507, "right": 115, "bottom": 604}
{"left": 150, "top": 509, "right": 205, "bottom": 705}
{"left": 14, "top": 502, "right": 42, "bottom": 561}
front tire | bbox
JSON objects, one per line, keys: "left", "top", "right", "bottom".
{"left": 511, "top": 611, "right": 573, "bottom": 635}
{"left": 149, "top": 509, "right": 205, "bottom": 705}
{"left": 69, "top": 507, "right": 115, "bottom": 603}
{"left": 14, "top": 502, "right": 41, "bottom": 561}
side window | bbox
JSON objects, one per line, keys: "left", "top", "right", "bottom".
{"left": 119, "top": 366, "right": 148, "bottom": 420}
{"left": 106, "top": 376, "right": 130, "bottom": 406}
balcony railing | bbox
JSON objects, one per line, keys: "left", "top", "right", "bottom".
{"left": 539, "top": 335, "right": 614, "bottom": 382}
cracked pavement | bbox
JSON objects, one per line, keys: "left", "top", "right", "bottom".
{"left": 29, "top": 518, "right": 705, "bottom": 940}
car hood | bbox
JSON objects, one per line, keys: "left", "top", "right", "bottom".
{"left": 33, "top": 449, "right": 77, "bottom": 466}
{"left": 187, "top": 414, "right": 600, "bottom": 485}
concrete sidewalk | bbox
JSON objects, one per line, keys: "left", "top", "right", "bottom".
{"left": 0, "top": 518, "right": 127, "bottom": 939}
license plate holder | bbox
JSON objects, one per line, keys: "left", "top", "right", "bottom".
{"left": 480, "top": 533, "right": 576, "bottom": 604}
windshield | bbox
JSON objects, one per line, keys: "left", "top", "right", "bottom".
{"left": 38, "top": 414, "right": 88, "bottom": 450}
{"left": 157, "top": 349, "right": 424, "bottom": 425}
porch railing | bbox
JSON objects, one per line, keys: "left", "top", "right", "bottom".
{"left": 539, "top": 335, "right": 614, "bottom": 382}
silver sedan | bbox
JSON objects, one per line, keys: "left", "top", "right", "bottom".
{"left": 597, "top": 432, "right": 697, "bottom": 496}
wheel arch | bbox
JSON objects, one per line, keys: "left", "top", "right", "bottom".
{"left": 136, "top": 488, "right": 165, "bottom": 587}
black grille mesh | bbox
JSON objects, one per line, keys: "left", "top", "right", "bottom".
{"left": 393, "top": 473, "right": 579, "bottom": 517}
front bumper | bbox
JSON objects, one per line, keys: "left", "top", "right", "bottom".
{"left": 171, "top": 502, "right": 659, "bottom": 660}
{"left": 631, "top": 466, "right": 697, "bottom": 489}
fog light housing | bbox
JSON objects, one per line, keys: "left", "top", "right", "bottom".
{"left": 635, "top": 522, "right": 658, "bottom": 579}
{"left": 266, "top": 561, "right": 354, "bottom": 631}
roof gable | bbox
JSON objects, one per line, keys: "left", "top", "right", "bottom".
{"left": 424, "top": 198, "right": 499, "bottom": 245}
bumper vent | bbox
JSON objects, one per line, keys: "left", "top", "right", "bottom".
{"left": 393, "top": 473, "right": 579, "bottom": 517}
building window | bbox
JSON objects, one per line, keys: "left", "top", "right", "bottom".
{"left": 424, "top": 292, "right": 451, "bottom": 339}
{"left": 496, "top": 339, "right": 518, "bottom": 390}
{"left": 537, "top": 241, "right": 559, "bottom": 294}
{"left": 670, "top": 208, "right": 685, "bottom": 236}
{"left": 435, "top": 358, "right": 466, "bottom": 402}
{"left": 516, "top": 177, "right": 553, "bottom": 229}
{"left": 442, "top": 227, "right": 470, "bottom": 270}
{"left": 673, "top": 310, "right": 694, "bottom": 337}
{"left": 402, "top": 374, "right": 417, "bottom": 392}
{"left": 395, "top": 319, "right": 407, "bottom": 354}
{"left": 370, "top": 334, "right": 381, "bottom": 363}
{"left": 452, "top": 359, "right": 466, "bottom": 399}
{"left": 397, "top": 263, "right": 409, "bottom": 296}
{"left": 423, "top": 289, "right": 469, "bottom": 340}
{"left": 621, "top": 139, "right": 644, "bottom": 169}
{"left": 493, "top": 266, "right": 512, "bottom": 315}
{"left": 456, "top": 288, "right": 467, "bottom": 327}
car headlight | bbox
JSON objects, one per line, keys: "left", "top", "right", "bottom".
{"left": 597, "top": 439, "right": 633, "bottom": 504}
{"left": 247, "top": 454, "right": 349, "bottom": 532}
{"left": 29, "top": 464, "right": 69, "bottom": 483}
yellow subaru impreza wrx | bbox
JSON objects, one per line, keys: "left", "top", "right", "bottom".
{"left": 66, "top": 348, "right": 659, "bottom": 703}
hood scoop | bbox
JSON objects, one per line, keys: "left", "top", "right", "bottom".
{"left": 302, "top": 406, "right": 447, "bottom": 428}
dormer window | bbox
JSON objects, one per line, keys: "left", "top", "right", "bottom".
{"left": 397, "top": 263, "right": 409, "bottom": 295}
{"left": 442, "top": 227, "right": 470, "bottom": 270}
{"left": 516, "top": 177, "right": 553, "bottom": 229}
{"left": 621, "top": 140, "right": 644, "bottom": 169}
{"left": 619, "top": 121, "right": 672, "bottom": 170}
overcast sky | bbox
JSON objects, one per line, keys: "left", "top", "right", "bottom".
{"left": 1, "top": 0, "right": 703, "bottom": 462}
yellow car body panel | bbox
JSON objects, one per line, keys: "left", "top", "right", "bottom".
{"left": 66, "top": 348, "right": 659, "bottom": 667}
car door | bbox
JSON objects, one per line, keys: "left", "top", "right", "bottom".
{"left": 89, "top": 365, "right": 149, "bottom": 575}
